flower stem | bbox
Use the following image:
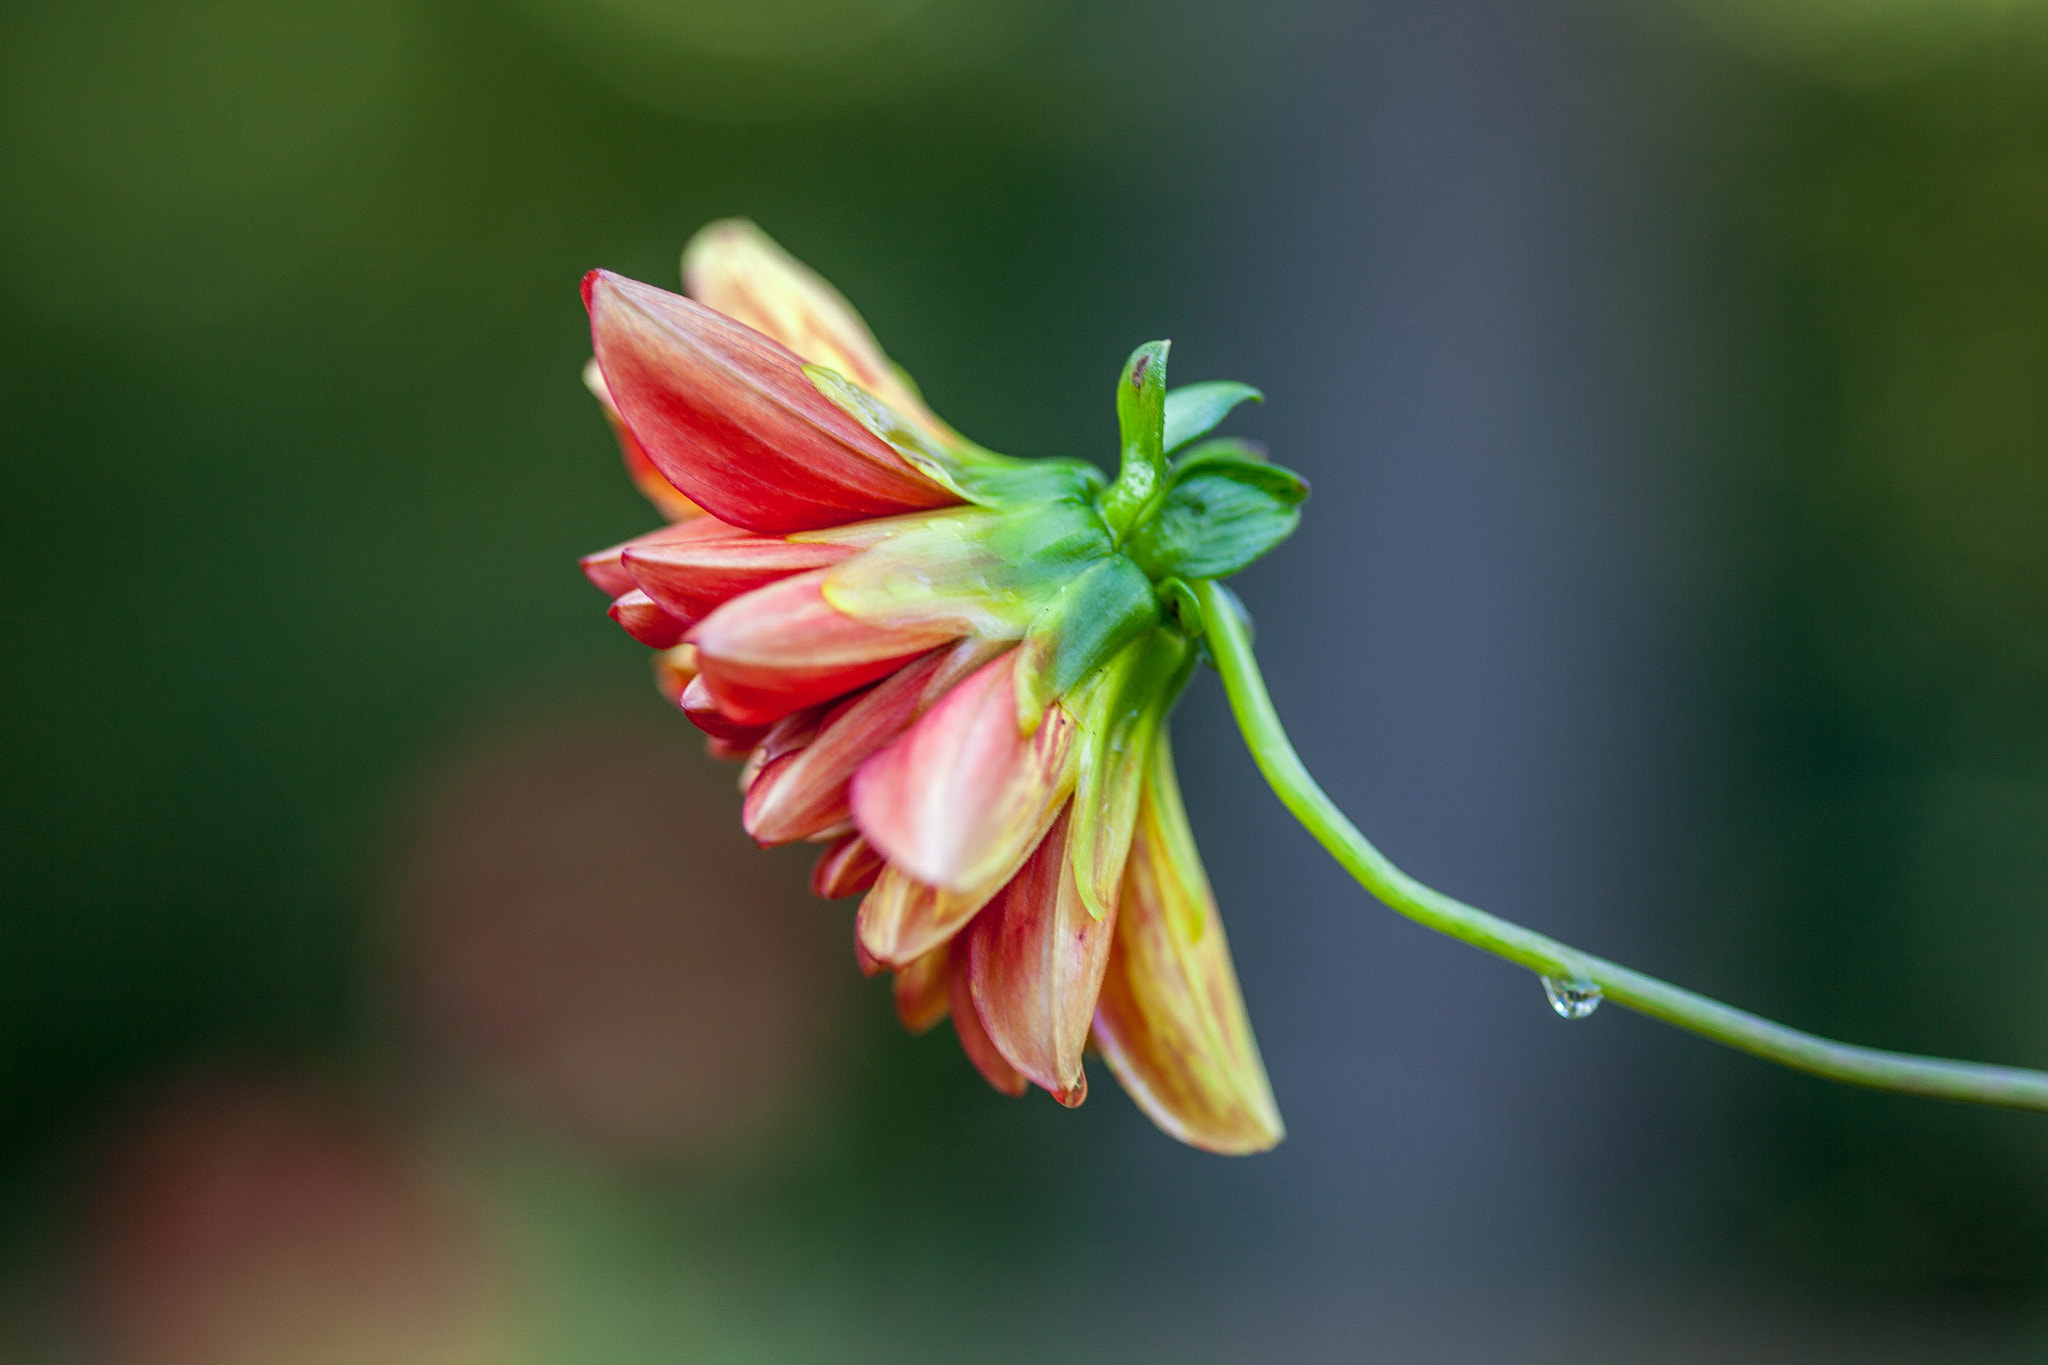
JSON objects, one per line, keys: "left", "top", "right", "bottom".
{"left": 1191, "top": 577, "right": 2048, "bottom": 1112}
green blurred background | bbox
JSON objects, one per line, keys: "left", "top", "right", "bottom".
{"left": 6, "top": 0, "right": 2048, "bottom": 1360}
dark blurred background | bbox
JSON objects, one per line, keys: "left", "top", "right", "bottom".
{"left": 6, "top": 0, "right": 2048, "bottom": 1360}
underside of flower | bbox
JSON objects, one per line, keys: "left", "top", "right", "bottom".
{"left": 579, "top": 220, "right": 1305, "bottom": 1153}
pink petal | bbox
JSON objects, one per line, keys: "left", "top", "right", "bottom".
{"left": 949, "top": 944, "right": 1027, "bottom": 1098}
{"left": 966, "top": 806, "right": 1112, "bottom": 1106}
{"left": 585, "top": 271, "right": 958, "bottom": 534}
{"left": 690, "top": 569, "right": 959, "bottom": 727}
{"left": 1091, "top": 740, "right": 1283, "bottom": 1154}
{"left": 607, "top": 589, "right": 687, "bottom": 648}
{"left": 743, "top": 639, "right": 1005, "bottom": 846}
{"left": 624, "top": 532, "right": 855, "bottom": 626}
{"left": 811, "top": 834, "right": 885, "bottom": 900}
{"left": 850, "top": 651, "right": 1078, "bottom": 894}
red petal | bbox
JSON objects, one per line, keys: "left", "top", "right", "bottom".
{"left": 584, "top": 357, "right": 702, "bottom": 522}
{"left": 949, "top": 944, "right": 1027, "bottom": 1098}
{"left": 690, "top": 570, "right": 958, "bottom": 727}
{"left": 811, "top": 833, "right": 885, "bottom": 899}
{"left": 586, "top": 271, "right": 958, "bottom": 534}
{"left": 678, "top": 674, "right": 770, "bottom": 746}
{"left": 850, "top": 651, "right": 1078, "bottom": 894}
{"left": 891, "top": 943, "right": 952, "bottom": 1034}
{"left": 1091, "top": 740, "right": 1283, "bottom": 1154}
{"left": 703, "top": 736, "right": 754, "bottom": 763}
{"left": 583, "top": 517, "right": 742, "bottom": 597}
{"left": 966, "top": 807, "right": 1111, "bottom": 1105}
{"left": 682, "top": 220, "right": 964, "bottom": 452}
{"left": 608, "top": 589, "right": 687, "bottom": 648}
{"left": 743, "top": 639, "right": 1003, "bottom": 846}
{"left": 624, "top": 532, "right": 855, "bottom": 626}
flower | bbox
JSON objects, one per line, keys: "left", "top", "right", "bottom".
{"left": 578, "top": 220, "right": 1305, "bottom": 1153}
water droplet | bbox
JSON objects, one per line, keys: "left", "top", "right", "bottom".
{"left": 1541, "top": 975, "right": 1602, "bottom": 1020}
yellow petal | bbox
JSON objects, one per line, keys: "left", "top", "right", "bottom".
{"left": 1092, "top": 736, "right": 1284, "bottom": 1154}
{"left": 683, "top": 219, "right": 960, "bottom": 451}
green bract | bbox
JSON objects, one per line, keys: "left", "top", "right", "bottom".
{"left": 803, "top": 335, "right": 1305, "bottom": 796}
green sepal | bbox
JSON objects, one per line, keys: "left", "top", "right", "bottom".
{"left": 1170, "top": 436, "right": 1267, "bottom": 472}
{"left": 1099, "top": 341, "right": 1171, "bottom": 538}
{"left": 1013, "top": 554, "right": 1161, "bottom": 733}
{"left": 822, "top": 500, "right": 1114, "bottom": 638}
{"left": 1124, "top": 454, "right": 1308, "bottom": 581}
{"left": 806, "top": 364, "right": 1105, "bottom": 509}
{"left": 1162, "top": 381, "right": 1262, "bottom": 454}
{"left": 1066, "top": 628, "right": 1199, "bottom": 919}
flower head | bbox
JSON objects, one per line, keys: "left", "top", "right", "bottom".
{"left": 579, "top": 221, "right": 1304, "bottom": 1152}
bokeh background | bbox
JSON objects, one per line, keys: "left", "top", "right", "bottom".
{"left": 6, "top": 0, "right": 2048, "bottom": 1359}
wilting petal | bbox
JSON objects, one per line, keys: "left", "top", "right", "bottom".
{"left": 690, "top": 569, "right": 960, "bottom": 727}
{"left": 583, "top": 357, "right": 702, "bottom": 522}
{"left": 744, "top": 638, "right": 1005, "bottom": 846}
{"left": 949, "top": 944, "right": 1027, "bottom": 1098}
{"left": 967, "top": 808, "right": 1111, "bottom": 1106}
{"left": 608, "top": 590, "right": 687, "bottom": 648}
{"left": 891, "top": 943, "right": 952, "bottom": 1035}
{"left": 651, "top": 642, "right": 698, "bottom": 704}
{"left": 625, "top": 530, "right": 855, "bottom": 626}
{"left": 852, "top": 651, "right": 1078, "bottom": 894}
{"left": 586, "top": 271, "right": 958, "bottom": 534}
{"left": 856, "top": 862, "right": 1006, "bottom": 969}
{"left": 682, "top": 219, "right": 962, "bottom": 451}
{"left": 812, "top": 833, "right": 884, "bottom": 899}
{"left": 1091, "top": 739, "right": 1283, "bottom": 1154}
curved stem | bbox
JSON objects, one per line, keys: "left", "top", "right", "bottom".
{"left": 1192, "top": 578, "right": 2048, "bottom": 1112}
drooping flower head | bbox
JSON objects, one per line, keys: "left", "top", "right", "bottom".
{"left": 579, "top": 221, "right": 1305, "bottom": 1153}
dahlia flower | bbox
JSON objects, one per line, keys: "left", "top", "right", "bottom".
{"left": 578, "top": 222, "right": 2048, "bottom": 1147}
{"left": 579, "top": 221, "right": 1298, "bottom": 1152}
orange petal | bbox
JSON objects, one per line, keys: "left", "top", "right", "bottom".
{"left": 651, "top": 642, "right": 699, "bottom": 704}
{"left": 743, "top": 638, "right": 1005, "bottom": 846}
{"left": 949, "top": 943, "right": 1026, "bottom": 1098}
{"left": 583, "top": 357, "right": 702, "bottom": 522}
{"left": 855, "top": 862, "right": 1007, "bottom": 969}
{"left": 690, "top": 570, "right": 960, "bottom": 727}
{"left": 891, "top": 943, "right": 953, "bottom": 1035}
{"left": 586, "top": 271, "right": 958, "bottom": 534}
{"left": 1091, "top": 739, "right": 1283, "bottom": 1154}
{"left": 850, "top": 651, "right": 1078, "bottom": 893}
{"left": 682, "top": 219, "right": 962, "bottom": 452}
{"left": 966, "top": 807, "right": 1111, "bottom": 1106}
{"left": 811, "top": 833, "right": 885, "bottom": 900}
{"left": 607, "top": 589, "right": 687, "bottom": 648}
{"left": 624, "top": 531, "right": 855, "bottom": 626}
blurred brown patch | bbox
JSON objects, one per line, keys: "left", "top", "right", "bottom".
{"left": 391, "top": 714, "right": 844, "bottom": 1163}
{"left": 87, "top": 1076, "right": 503, "bottom": 1365}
